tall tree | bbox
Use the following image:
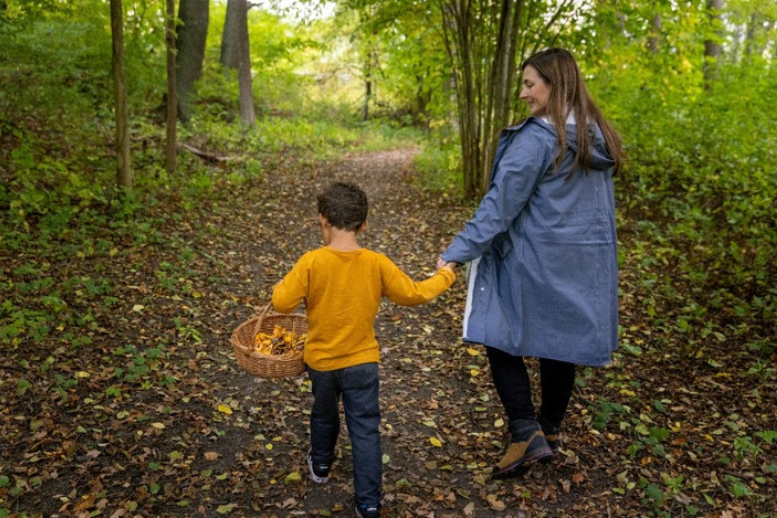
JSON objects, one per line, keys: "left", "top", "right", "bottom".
{"left": 220, "top": 0, "right": 240, "bottom": 68}
{"left": 220, "top": 0, "right": 255, "bottom": 127}
{"left": 176, "top": 0, "right": 209, "bottom": 121}
{"left": 165, "top": 0, "right": 177, "bottom": 174}
{"left": 110, "top": 0, "right": 131, "bottom": 188}
{"left": 482, "top": 0, "right": 523, "bottom": 194}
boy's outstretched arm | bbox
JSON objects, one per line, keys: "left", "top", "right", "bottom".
{"left": 272, "top": 261, "right": 308, "bottom": 313}
{"left": 382, "top": 260, "right": 456, "bottom": 306}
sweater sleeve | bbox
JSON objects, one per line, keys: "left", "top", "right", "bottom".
{"left": 441, "top": 123, "right": 554, "bottom": 265}
{"left": 272, "top": 255, "right": 309, "bottom": 313}
{"left": 381, "top": 259, "right": 456, "bottom": 306}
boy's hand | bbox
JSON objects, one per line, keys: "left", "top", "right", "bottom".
{"left": 436, "top": 255, "right": 457, "bottom": 270}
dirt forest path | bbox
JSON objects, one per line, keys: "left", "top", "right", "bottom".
{"left": 6, "top": 148, "right": 772, "bottom": 518}
{"left": 0, "top": 149, "right": 668, "bottom": 518}
{"left": 211, "top": 149, "right": 614, "bottom": 517}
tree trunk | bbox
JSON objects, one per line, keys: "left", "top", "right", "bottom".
{"left": 703, "top": 0, "right": 724, "bottom": 88}
{"left": 110, "top": 0, "right": 131, "bottom": 188}
{"left": 647, "top": 11, "right": 661, "bottom": 54}
{"left": 441, "top": 0, "right": 477, "bottom": 199}
{"left": 744, "top": 11, "right": 762, "bottom": 59}
{"left": 220, "top": 0, "right": 240, "bottom": 69}
{"left": 415, "top": 72, "right": 431, "bottom": 129}
{"left": 234, "top": 0, "right": 255, "bottom": 126}
{"left": 364, "top": 66, "right": 372, "bottom": 121}
{"left": 165, "top": 0, "right": 177, "bottom": 175}
{"left": 482, "top": 0, "right": 522, "bottom": 194}
{"left": 176, "top": 0, "right": 209, "bottom": 122}
{"left": 220, "top": 0, "right": 255, "bottom": 127}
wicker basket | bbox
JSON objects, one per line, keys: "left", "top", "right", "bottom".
{"left": 230, "top": 304, "right": 307, "bottom": 378}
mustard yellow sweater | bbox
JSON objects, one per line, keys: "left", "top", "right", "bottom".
{"left": 272, "top": 247, "right": 455, "bottom": 371}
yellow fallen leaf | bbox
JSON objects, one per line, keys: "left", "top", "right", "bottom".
{"left": 151, "top": 422, "right": 165, "bottom": 429}
{"left": 75, "top": 371, "right": 90, "bottom": 379}
{"left": 430, "top": 437, "right": 443, "bottom": 447}
{"left": 284, "top": 472, "right": 302, "bottom": 484}
{"left": 470, "top": 369, "right": 479, "bottom": 377}
{"left": 217, "top": 404, "right": 233, "bottom": 414}
{"left": 466, "top": 348, "right": 480, "bottom": 356}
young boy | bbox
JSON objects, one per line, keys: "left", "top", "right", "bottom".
{"left": 272, "top": 182, "right": 456, "bottom": 518}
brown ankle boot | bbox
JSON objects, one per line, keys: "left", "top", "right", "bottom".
{"left": 538, "top": 414, "right": 561, "bottom": 456}
{"left": 492, "top": 419, "right": 552, "bottom": 479}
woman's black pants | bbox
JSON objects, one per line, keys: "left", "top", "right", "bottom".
{"left": 485, "top": 346, "right": 576, "bottom": 426}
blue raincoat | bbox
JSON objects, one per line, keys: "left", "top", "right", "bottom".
{"left": 441, "top": 117, "right": 618, "bottom": 366}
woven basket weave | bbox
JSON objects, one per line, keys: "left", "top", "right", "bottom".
{"left": 230, "top": 304, "right": 307, "bottom": 378}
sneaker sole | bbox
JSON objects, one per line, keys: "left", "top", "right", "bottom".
{"left": 354, "top": 504, "right": 380, "bottom": 517}
{"left": 307, "top": 456, "right": 329, "bottom": 484}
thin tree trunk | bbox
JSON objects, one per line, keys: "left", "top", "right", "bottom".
{"left": 441, "top": 0, "right": 477, "bottom": 199}
{"left": 415, "top": 72, "right": 431, "bottom": 129}
{"left": 165, "top": 0, "right": 177, "bottom": 175}
{"left": 364, "top": 65, "right": 372, "bottom": 121}
{"left": 744, "top": 11, "right": 762, "bottom": 59}
{"left": 482, "top": 0, "right": 522, "bottom": 194}
{"left": 110, "top": 0, "right": 131, "bottom": 188}
{"left": 647, "top": 11, "right": 661, "bottom": 54}
{"left": 234, "top": 0, "right": 255, "bottom": 127}
{"left": 703, "top": 0, "right": 724, "bottom": 88}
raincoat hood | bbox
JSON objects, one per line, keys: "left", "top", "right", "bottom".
{"left": 562, "top": 122, "right": 616, "bottom": 172}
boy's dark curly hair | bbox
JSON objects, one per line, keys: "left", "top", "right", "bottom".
{"left": 317, "top": 182, "right": 368, "bottom": 232}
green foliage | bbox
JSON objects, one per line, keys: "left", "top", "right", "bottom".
{"left": 568, "top": 0, "right": 777, "bottom": 376}
{"left": 0, "top": 11, "right": 775, "bottom": 516}
{"left": 413, "top": 137, "right": 462, "bottom": 195}
{"left": 591, "top": 398, "right": 626, "bottom": 430}
{"left": 206, "top": 4, "right": 318, "bottom": 115}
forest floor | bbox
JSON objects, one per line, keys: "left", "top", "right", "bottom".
{"left": 1, "top": 148, "right": 775, "bottom": 517}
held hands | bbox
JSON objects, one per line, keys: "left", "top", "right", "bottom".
{"left": 436, "top": 255, "right": 458, "bottom": 270}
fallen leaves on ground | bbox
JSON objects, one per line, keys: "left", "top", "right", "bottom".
{"left": 1, "top": 150, "right": 774, "bottom": 517}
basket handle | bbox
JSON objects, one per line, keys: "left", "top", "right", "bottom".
{"left": 252, "top": 303, "right": 273, "bottom": 337}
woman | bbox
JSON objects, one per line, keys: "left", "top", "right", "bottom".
{"left": 438, "top": 48, "right": 625, "bottom": 479}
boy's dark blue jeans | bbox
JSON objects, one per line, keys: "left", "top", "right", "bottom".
{"left": 307, "top": 362, "right": 381, "bottom": 506}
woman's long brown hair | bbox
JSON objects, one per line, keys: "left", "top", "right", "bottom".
{"left": 522, "top": 48, "right": 625, "bottom": 175}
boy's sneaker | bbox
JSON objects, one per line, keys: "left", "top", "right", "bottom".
{"left": 354, "top": 502, "right": 380, "bottom": 518}
{"left": 306, "top": 453, "right": 330, "bottom": 484}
